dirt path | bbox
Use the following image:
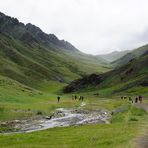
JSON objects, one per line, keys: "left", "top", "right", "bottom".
{"left": 134, "top": 103, "right": 148, "bottom": 113}
{"left": 134, "top": 102, "right": 148, "bottom": 148}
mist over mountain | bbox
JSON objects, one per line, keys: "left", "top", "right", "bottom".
{"left": 97, "top": 50, "right": 130, "bottom": 62}
{"left": 112, "top": 44, "right": 148, "bottom": 66}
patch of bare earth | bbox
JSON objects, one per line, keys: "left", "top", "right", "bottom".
{"left": 134, "top": 102, "right": 148, "bottom": 148}
{"left": 135, "top": 134, "right": 148, "bottom": 148}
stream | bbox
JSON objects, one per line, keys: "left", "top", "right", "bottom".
{"left": 1, "top": 102, "right": 111, "bottom": 134}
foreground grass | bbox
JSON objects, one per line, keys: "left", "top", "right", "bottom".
{"left": 0, "top": 96, "right": 147, "bottom": 148}
{"left": 0, "top": 123, "right": 138, "bottom": 148}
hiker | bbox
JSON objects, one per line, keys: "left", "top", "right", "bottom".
{"left": 131, "top": 99, "right": 133, "bottom": 103}
{"left": 139, "top": 96, "right": 143, "bottom": 103}
{"left": 135, "top": 97, "right": 138, "bottom": 103}
{"left": 79, "top": 96, "right": 81, "bottom": 101}
{"left": 72, "top": 95, "right": 74, "bottom": 100}
{"left": 129, "top": 97, "right": 133, "bottom": 103}
{"left": 81, "top": 96, "right": 84, "bottom": 101}
{"left": 121, "top": 96, "right": 124, "bottom": 99}
{"left": 124, "top": 96, "right": 127, "bottom": 99}
{"left": 94, "top": 93, "right": 99, "bottom": 96}
{"left": 129, "top": 97, "right": 132, "bottom": 101}
{"left": 79, "top": 96, "right": 84, "bottom": 101}
{"left": 74, "top": 95, "right": 77, "bottom": 100}
{"left": 57, "top": 96, "right": 60, "bottom": 103}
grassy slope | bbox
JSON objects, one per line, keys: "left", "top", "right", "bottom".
{"left": 0, "top": 32, "right": 110, "bottom": 91}
{"left": 100, "top": 53, "right": 148, "bottom": 96}
{"left": 64, "top": 53, "right": 148, "bottom": 96}
{"left": 0, "top": 12, "right": 111, "bottom": 92}
{"left": 0, "top": 74, "right": 82, "bottom": 122}
{"left": 112, "top": 44, "right": 148, "bottom": 66}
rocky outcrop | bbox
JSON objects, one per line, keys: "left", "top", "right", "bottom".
{"left": 63, "top": 74, "right": 103, "bottom": 93}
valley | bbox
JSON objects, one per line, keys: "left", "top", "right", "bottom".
{"left": 0, "top": 12, "right": 148, "bottom": 148}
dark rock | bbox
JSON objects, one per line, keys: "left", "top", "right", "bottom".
{"left": 63, "top": 74, "right": 103, "bottom": 93}
{"left": 20, "top": 32, "right": 38, "bottom": 45}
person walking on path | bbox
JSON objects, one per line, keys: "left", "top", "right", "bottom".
{"left": 135, "top": 97, "right": 138, "bottom": 103}
{"left": 74, "top": 95, "right": 77, "bottom": 100}
{"left": 81, "top": 96, "right": 84, "bottom": 101}
{"left": 139, "top": 96, "right": 143, "bottom": 103}
{"left": 57, "top": 96, "right": 60, "bottom": 103}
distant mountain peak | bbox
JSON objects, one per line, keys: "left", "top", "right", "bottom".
{"left": 48, "top": 34, "right": 59, "bottom": 40}
{"left": 48, "top": 34, "right": 78, "bottom": 51}
{"left": 97, "top": 50, "right": 130, "bottom": 62}
{"left": 0, "top": 12, "right": 5, "bottom": 16}
{"left": 26, "top": 23, "right": 42, "bottom": 32}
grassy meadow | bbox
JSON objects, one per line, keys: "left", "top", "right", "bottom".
{"left": 0, "top": 78, "right": 148, "bottom": 148}
{"left": 0, "top": 66, "right": 147, "bottom": 148}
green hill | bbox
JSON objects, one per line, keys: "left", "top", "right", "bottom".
{"left": 112, "top": 44, "right": 148, "bottom": 66}
{"left": 97, "top": 50, "right": 130, "bottom": 62}
{"left": 0, "top": 12, "right": 110, "bottom": 92}
{"left": 64, "top": 51, "right": 148, "bottom": 96}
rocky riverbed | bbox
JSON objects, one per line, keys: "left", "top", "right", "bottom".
{"left": 0, "top": 103, "right": 111, "bottom": 134}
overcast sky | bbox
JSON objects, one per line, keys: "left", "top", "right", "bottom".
{"left": 1, "top": 0, "right": 148, "bottom": 54}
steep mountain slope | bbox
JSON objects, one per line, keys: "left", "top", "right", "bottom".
{"left": 0, "top": 12, "right": 110, "bottom": 91}
{"left": 112, "top": 44, "right": 148, "bottom": 66}
{"left": 64, "top": 51, "right": 148, "bottom": 95}
{"left": 97, "top": 50, "right": 130, "bottom": 62}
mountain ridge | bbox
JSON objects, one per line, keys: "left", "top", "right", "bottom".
{"left": 0, "top": 12, "right": 110, "bottom": 92}
{"left": 0, "top": 12, "right": 79, "bottom": 51}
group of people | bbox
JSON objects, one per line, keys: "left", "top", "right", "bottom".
{"left": 72, "top": 95, "right": 84, "bottom": 101}
{"left": 72, "top": 95, "right": 77, "bottom": 100}
{"left": 121, "top": 95, "right": 143, "bottom": 103}
{"left": 56, "top": 95, "right": 84, "bottom": 103}
{"left": 134, "top": 96, "right": 143, "bottom": 103}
